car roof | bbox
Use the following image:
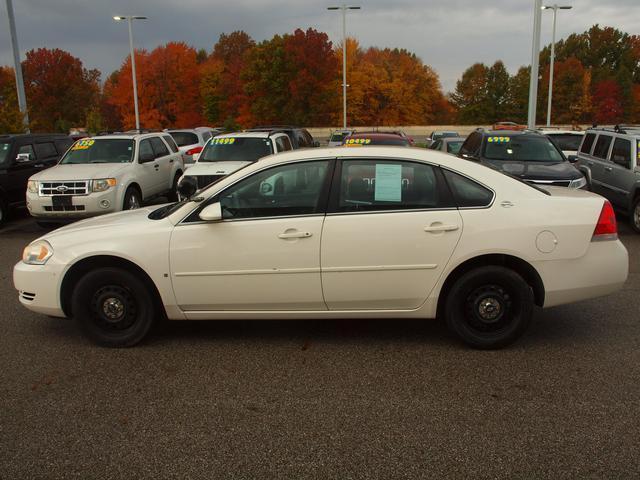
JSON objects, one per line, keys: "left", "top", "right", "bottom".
{"left": 540, "top": 130, "right": 584, "bottom": 135}
{"left": 348, "top": 132, "right": 405, "bottom": 139}
{"left": 85, "top": 133, "right": 162, "bottom": 141}
{"left": 216, "top": 131, "right": 273, "bottom": 139}
{"left": 0, "top": 133, "right": 69, "bottom": 140}
{"left": 482, "top": 129, "right": 542, "bottom": 137}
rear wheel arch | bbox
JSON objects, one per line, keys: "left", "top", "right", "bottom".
{"left": 436, "top": 254, "right": 545, "bottom": 318}
{"left": 60, "top": 255, "right": 165, "bottom": 319}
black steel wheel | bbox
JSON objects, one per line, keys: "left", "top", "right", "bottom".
{"left": 445, "top": 266, "right": 534, "bottom": 349}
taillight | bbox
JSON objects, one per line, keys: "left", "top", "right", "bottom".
{"left": 186, "top": 146, "right": 203, "bottom": 156}
{"left": 592, "top": 200, "right": 617, "bottom": 241}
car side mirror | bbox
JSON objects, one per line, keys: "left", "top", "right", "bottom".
{"left": 15, "top": 153, "right": 31, "bottom": 163}
{"left": 139, "top": 151, "right": 155, "bottom": 163}
{"left": 462, "top": 153, "right": 479, "bottom": 161}
{"left": 199, "top": 202, "right": 222, "bottom": 222}
{"left": 567, "top": 155, "right": 578, "bottom": 163}
{"left": 177, "top": 176, "right": 197, "bottom": 199}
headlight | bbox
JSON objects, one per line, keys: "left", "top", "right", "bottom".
{"left": 27, "top": 180, "right": 38, "bottom": 193}
{"left": 569, "top": 176, "right": 587, "bottom": 189}
{"left": 22, "top": 240, "right": 54, "bottom": 265}
{"left": 91, "top": 178, "right": 117, "bottom": 192}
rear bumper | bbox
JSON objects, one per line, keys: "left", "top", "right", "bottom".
{"left": 536, "top": 239, "right": 628, "bottom": 308}
{"left": 13, "top": 260, "right": 66, "bottom": 317}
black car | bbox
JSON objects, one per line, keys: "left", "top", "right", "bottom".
{"left": 457, "top": 129, "right": 586, "bottom": 189}
{"left": 0, "top": 133, "right": 74, "bottom": 225}
{"left": 246, "top": 125, "right": 319, "bottom": 149}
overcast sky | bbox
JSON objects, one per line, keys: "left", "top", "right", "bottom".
{"left": 1, "top": 0, "right": 639, "bottom": 93}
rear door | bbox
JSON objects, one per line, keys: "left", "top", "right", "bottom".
{"left": 149, "top": 136, "right": 173, "bottom": 193}
{"left": 321, "top": 158, "right": 462, "bottom": 310}
{"left": 585, "top": 133, "right": 611, "bottom": 195}
{"left": 137, "top": 138, "right": 160, "bottom": 197}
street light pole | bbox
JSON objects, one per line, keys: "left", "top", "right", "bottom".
{"left": 542, "top": 4, "right": 572, "bottom": 127}
{"left": 328, "top": 5, "right": 360, "bottom": 129}
{"left": 5, "top": 0, "right": 29, "bottom": 132}
{"left": 113, "top": 15, "right": 147, "bottom": 131}
{"left": 527, "top": 0, "right": 543, "bottom": 129}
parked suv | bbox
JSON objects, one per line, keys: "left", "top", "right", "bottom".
{"left": 26, "top": 133, "right": 184, "bottom": 224}
{"left": 458, "top": 129, "right": 586, "bottom": 189}
{"left": 0, "top": 133, "right": 73, "bottom": 226}
{"left": 575, "top": 125, "right": 640, "bottom": 231}
{"left": 246, "top": 125, "right": 318, "bottom": 149}
{"left": 179, "top": 131, "right": 293, "bottom": 191}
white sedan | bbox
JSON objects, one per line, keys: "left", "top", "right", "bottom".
{"left": 14, "top": 147, "right": 628, "bottom": 349}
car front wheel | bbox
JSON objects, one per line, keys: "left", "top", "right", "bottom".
{"left": 444, "top": 266, "right": 534, "bottom": 349}
{"left": 71, "top": 267, "right": 157, "bottom": 347}
{"left": 630, "top": 196, "right": 640, "bottom": 233}
{"left": 123, "top": 187, "right": 141, "bottom": 210}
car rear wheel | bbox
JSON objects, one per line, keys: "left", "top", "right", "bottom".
{"left": 71, "top": 267, "right": 156, "bottom": 347}
{"left": 123, "top": 187, "right": 141, "bottom": 210}
{"left": 630, "top": 196, "right": 640, "bottom": 233}
{"left": 445, "top": 266, "right": 534, "bottom": 349}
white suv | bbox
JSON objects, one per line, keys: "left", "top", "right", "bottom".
{"left": 179, "top": 131, "right": 293, "bottom": 191}
{"left": 26, "top": 133, "right": 184, "bottom": 223}
{"left": 166, "top": 127, "right": 219, "bottom": 166}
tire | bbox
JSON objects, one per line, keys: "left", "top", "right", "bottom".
{"left": 630, "top": 196, "right": 640, "bottom": 233}
{"left": 444, "top": 266, "right": 534, "bottom": 349}
{"left": 71, "top": 267, "right": 156, "bottom": 347}
{"left": 167, "top": 173, "right": 181, "bottom": 202}
{"left": 123, "top": 187, "right": 142, "bottom": 210}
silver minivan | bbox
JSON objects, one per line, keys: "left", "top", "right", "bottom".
{"left": 575, "top": 126, "right": 640, "bottom": 232}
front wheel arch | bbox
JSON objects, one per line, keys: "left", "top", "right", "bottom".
{"left": 60, "top": 255, "right": 165, "bottom": 319}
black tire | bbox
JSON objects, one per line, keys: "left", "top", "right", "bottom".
{"left": 630, "top": 196, "right": 640, "bottom": 233}
{"left": 167, "top": 173, "right": 181, "bottom": 202}
{"left": 71, "top": 267, "right": 156, "bottom": 347}
{"left": 444, "top": 266, "right": 534, "bottom": 349}
{"left": 123, "top": 187, "right": 142, "bottom": 210}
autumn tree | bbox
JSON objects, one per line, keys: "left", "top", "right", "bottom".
{"left": 22, "top": 48, "right": 100, "bottom": 132}
{"left": 0, "top": 66, "right": 24, "bottom": 133}
{"left": 592, "top": 79, "right": 623, "bottom": 124}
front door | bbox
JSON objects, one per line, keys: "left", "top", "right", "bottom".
{"left": 170, "top": 159, "right": 332, "bottom": 311}
{"left": 321, "top": 158, "right": 462, "bottom": 310}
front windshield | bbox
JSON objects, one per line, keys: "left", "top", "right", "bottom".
{"left": 60, "top": 139, "right": 134, "bottom": 164}
{"left": 199, "top": 137, "right": 273, "bottom": 163}
{"left": 344, "top": 137, "right": 410, "bottom": 146}
{"left": 548, "top": 134, "right": 583, "bottom": 151}
{"left": 446, "top": 141, "right": 464, "bottom": 154}
{"left": 483, "top": 136, "right": 564, "bottom": 162}
{"left": 0, "top": 142, "right": 11, "bottom": 165}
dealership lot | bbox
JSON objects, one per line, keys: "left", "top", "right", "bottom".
{"left": 1, "top": 211, "right": 640, "bottom": 478}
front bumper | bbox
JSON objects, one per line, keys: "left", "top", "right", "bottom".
{"left": 13, "top": 260, "right": 66, "bottom": 317}
{"left": 27, "top": 188, "right": 119, "bottom": 219}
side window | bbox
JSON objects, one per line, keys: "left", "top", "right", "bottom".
{"left": 611, "top": 138, "right": 632, "bottom": 169}
{"left": 150, "top": 136, "right": 170, "bottom": 157}
{"left": 459, "top": 133, "right": 481, "bottom": 157}
{"left": 138, "top": 139, "right": 154, "bottom": 161}
{"left": 274, "top": 136, "right": 286, "bottom": 152}
{"left": 580, "top": 133, "right": 596, "bottom": 154}
{"left": 592, "top": 135, "right": 613, "bottom": 160}
{"left": 218, "top": 160, "right": 330, "bottom": 219}
{"left": 34, "top": 142, "right": 57, "bottom": 159}
{"left": 54, "top": 138, "right": 73, "bottom": 155}
{"left": 442, "top": 169, "right": 494, "bottom": 208}
{"left": 282, "top": 135, "right": 293, "bottom": 151}
{"left": 429, "top": 140, "right": 442, "bottom": 150}
{"left": 18, "top": 144, "right": 36, "bottom": 161}
{"left": 201, "top": 131, "right": 212, "bottom": 141}
{"left": 162, "top": 135, "right": 179, "bottom": 153}
{"left": 338, "top": 159, "right": 451, "bottom": 213}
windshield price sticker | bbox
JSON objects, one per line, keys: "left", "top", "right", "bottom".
{"left": 213, "top": 138, "right": 236, "bottom": 145}
{"left": 487, "top": 136, "right": 511, "bottom": 143}
{"left": 71, "top": 139, "right": 95, "bottom": 150}
{"left": 346, "top": 138, "right": 372, "bottom": 145}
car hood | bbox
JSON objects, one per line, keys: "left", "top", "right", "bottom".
{"left": 46, "top": 206, "right": 161, "bottom": 238}
{"left": 186, "top": 161, "right": 252, "bottom": 176}
{"left": 30, "top": 163, "right": 130, "bottom": 181}
{"left": 482, "top": 159, "right": 582, "bottom": 180}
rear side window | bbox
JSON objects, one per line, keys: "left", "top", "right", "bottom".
{"left": 201, "top": 131, "right": 213, "bottom": 141}
{"left": 611, "top": 138, "right": 632, "bottom": 169}
{"left": 150, "top": 137, "right": 169, "bottom": 157}
{"left": 460, "top": 133, "right": 481, "bottom": 157}
{"left": 337, "top": 159, "right": 453, "bottom": 212}
{"left": 548, "top": 134, "right": 583, "bottom": 151}
{"left": 54, "top": 138, "right": 73, "bottom": 155}
{"left": 34, "top": 142, "right": 57, "bottom": 159}
{"left": 580, "top": 133, "right": 596, "bottom": 154}
{"left": 442, "top": 169, "right": 494, "bottom": 208}
{"left": 593, "top": 135, "right": 613, "bottom": 159}
{"left": 162, "top": 135, "right": 179, "bottom": 153}
{"left": 18, "top": 144, "right": 35, "bottom": 161}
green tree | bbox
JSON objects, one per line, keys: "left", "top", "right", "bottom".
{"left": 450, "top": 63, "right": 490, "bottom": 124}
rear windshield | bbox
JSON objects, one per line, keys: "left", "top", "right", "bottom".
{"left": 344, "top": 137, "right": 410, "bottom": 146}
{"left": 199, "top": 137, "right": 273, "bottom": 162}
{"left": 483, "top": 135, "right": 564, "bottom": 162}
{"left": 548, "top": 133, "right": 583, "bottom": 151}
{"left": 169, "top": 131, "right": 199, "bottom": 147}
{"left": 0, "top": 142, "right": 11, "bottom": 165}
{"left": 330, "top": 132, "right": 350, "bottom": 142}
{"left": 446, "top": 141, "right": 464, "bottom": 154}
{"left": 60, "top": 139, "right": 134, "bottom": 164}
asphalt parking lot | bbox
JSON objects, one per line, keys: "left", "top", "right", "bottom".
{"left": 1, "top": 209, "right": 639, "bottom": 479}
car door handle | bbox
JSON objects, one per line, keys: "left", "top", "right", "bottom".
{"left": 169, "top": 159, "right": 174, "bottom": 163}
{"left": 587, "top": 161, "right": 594, "bottom": 166}
{"left": 604, "top": 166, "right": 613, "bottom": 172}
{"left": 154, "top": 164, "right": 159, "bottom": 170}
{"left": 424, "top": 224, "right": 459, "bottom": 233}
{"left": 278, "top": 231, "right": 313, "bottom": 239}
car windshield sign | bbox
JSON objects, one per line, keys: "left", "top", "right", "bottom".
{"left": 483, "top": 136, "right": 564, "bottom": 162}
{"left": 60, "top": 139, "right": 134, "bottom": 164}
{"left": 199, "top": 137, "right": 273, "bottom": 162}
